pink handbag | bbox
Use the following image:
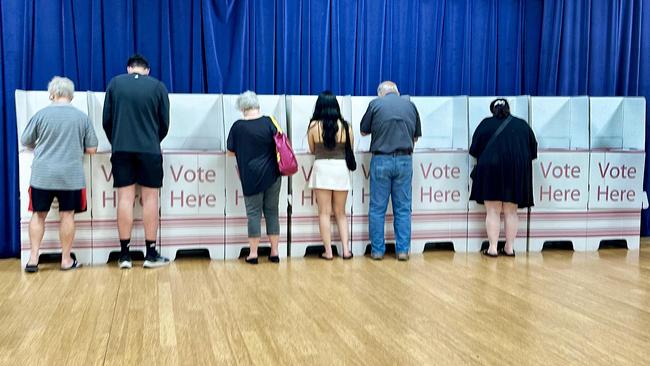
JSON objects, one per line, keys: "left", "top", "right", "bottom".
{"left": 270, "top": 116, "right": 298, "bottom": 176}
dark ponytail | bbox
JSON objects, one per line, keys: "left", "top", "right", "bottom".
{"left": 311, "top": 91, "right": 345, "bottom": 150}
{"left": 490, "top": 98, "right": 511, "bottom": 119}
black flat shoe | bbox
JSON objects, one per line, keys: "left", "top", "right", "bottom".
{"left": 319, "top": 253, "right": 334, "bottom": 261}
{"left": 481, "top": 249, "right": 498, "bottom": 258}
{"left": 499, "top": 248, "right": 516, "bottom": 257}
{"left": 61, "top": 259, "right": 82, "bottom": 271}
{"left": 245, "top": 257, "right": 258, "bottom": 265}
{"left": 268, "top": 255, "right": 280, "bottom": 263}
{"left": 24, "top": 263, "right": 39, "bottom": 273}
{"left": 342, "top": 252, "right": 354, "bottom": 260}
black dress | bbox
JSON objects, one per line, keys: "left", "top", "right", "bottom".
{"left": 469, "top": 115, "right": 538, "bottom": 208}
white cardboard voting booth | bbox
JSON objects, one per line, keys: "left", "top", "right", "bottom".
{"left": 410, "top": 96, "right": 469, "bottom": 253}
{"left": 160, "top": 94, "right": 226, "bottom": 260}
{"left": 529, "top": 97, "right": 590, "bottom": 251}
{"left": 467, "top": 96, "right": 530, "bottom": 253}
{"left": 587, "top": 97, "right": 646, "bottom": 250}
{"left": 286, "top": 95, "right": 353, "bottom": 257}
{"left": 15, "top": 91, "right": 93, "bottom": 266}
{"left": 222, "top": 94, "right": 289, "bottom": 259}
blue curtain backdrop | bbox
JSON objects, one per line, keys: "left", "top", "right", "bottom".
{"left": 1, "top": 0, "right": 649, "bottom": 257}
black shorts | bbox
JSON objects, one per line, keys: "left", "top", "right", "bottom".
{"left": 111, "top": 152, "right": 163, "bottom": 188}
{"left": 29, "top": 187, "right": 87, "bottom": 213}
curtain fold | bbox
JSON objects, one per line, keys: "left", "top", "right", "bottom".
{"left": 1, "top": 0, "right": 650, "bottom": 257}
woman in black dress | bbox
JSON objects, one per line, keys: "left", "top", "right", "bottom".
{"left": 470, "top": 99, "right": 537, "bottom": 257}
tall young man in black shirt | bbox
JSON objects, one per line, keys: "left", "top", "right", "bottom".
{"left": 103, "top": 54, "right": 170, "bottom": 269}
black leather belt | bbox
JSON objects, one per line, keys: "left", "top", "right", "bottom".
{"left": 373, "top": 150, "right": 412, "bottom": 156}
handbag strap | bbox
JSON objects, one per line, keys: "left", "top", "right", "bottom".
{"left": 482, "top": 115, "right": 513, "bottom": 155}
{"left": 269, "top": 115, "right": 283, "bottom": 134}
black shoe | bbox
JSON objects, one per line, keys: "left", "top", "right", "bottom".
{"left": 118, "top": 253, "right": 132, "bottom": 269}
{"left": 268, "top": 255, "right": 280, "bottom": 263}
{"left": 24, "top": 263, "right": 39, "bottom": 273}
{"left": 245, "top": 256, "right": 258, "bottom": 265}
{"left": 499, "top": 248, "right": 516, "bottom": 257}
{"left": 342, "top": 252, "right": 354, "bottom": 260}
{"left": 143, "top": 251, "right": 170, "bottom": 268}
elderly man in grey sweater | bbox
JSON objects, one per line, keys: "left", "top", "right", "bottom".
{"left": 21, "top": 76, "right": 98, "bottom": 272}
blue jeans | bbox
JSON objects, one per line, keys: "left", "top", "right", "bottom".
{"left": 369, "top": 155, "right": 413, "bottom": 256}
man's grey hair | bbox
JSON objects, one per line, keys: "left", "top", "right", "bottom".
{"left": 236, "top": 90, "right": 260, "bottom": 112}
{"left": 377, "top": 81, "right": 399, "bottom": 97}
{"left": 48, "top": 76, "right": 75, "bottom": 99}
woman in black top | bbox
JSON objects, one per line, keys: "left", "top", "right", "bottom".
{"left": 227, "top": 91, "right": 281, "bottom": 264}
{"left": 470, "top": 99, "right": 537, "bottom": 257}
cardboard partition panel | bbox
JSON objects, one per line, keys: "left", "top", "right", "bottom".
{"left": 160, "top": 152, "right": 226, "bottom": 260}
{"left": 411, "top": 152, "right": 469, "bottom": 252}
{"left": 590, "top": 97, "right": 645, "bottom": 150}
{"left": 162, "top": 93, "right": 224, "bottom": 151}
{"left": 586, "top": 151, "right": 645, "bottom": 250}
{"left": 586, "top": 97, "right": 646, "bottom": 251}
{"left": 529, "top": 97, "right": 590, "bottom": 251}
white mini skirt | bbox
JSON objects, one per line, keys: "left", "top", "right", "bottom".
{"left": 308, "top": 159, "right": 351, "bottom": 191}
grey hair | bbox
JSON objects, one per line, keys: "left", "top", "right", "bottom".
{"left": 377, "top": 81, "right": 399, "bottom": 96}
{"left": 236, "top": 91, "right": 260, "bottom": 112}
{"left": 48, "top": 76, "right": 75, "bottom": 99}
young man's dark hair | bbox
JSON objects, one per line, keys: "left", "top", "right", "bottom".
{"left": 126, "top": 53, "right": 150, "bottom": 69}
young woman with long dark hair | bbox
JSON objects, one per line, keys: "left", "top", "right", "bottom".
{"left": 307, "top": 91, "right": 353, "bottom": 260}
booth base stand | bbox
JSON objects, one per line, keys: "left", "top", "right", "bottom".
{"left": 160, "top": 217, "right": 226, "bottom": 261}
{"left": 528, "top": 210, "right": 588, "bottom": 252}
{"left": 585, "top": 210, "right": 641, "bottom": 251}
{"left": 410, "top": 211, "right": 468, "bottom": 253}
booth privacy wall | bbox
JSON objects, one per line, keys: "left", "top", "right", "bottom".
{"left": 1, "top": 0, "right": 649, "bottom": 257}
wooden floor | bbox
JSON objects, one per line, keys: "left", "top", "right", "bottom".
{"left": 1, "top": 244, "right": 649, "bottom": 365}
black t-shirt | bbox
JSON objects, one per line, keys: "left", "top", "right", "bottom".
{"left": 227, "top": 116, "right": 280, "bottom": 196}
{"left": 102, "top": 73, "right": 170, "bottom": 154}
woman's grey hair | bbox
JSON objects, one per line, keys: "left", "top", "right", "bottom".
{"left": 48, "top": 76, "right": 75, "bottom": 99}
{"left": 236, "top": 90, "right": 260, "bottom": 112}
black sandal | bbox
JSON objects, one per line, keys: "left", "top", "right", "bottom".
{"left": 24, "top": 263, "right": 39, "bottom": 273}
{"left": 481, "top": 249, "right": 498, "bottom": 258}
{"left": 61, "top": 259, "right": 82, "bottom": 271}
{"left": 319, "top": 253, "right": 334, "bottom": 261}
{"left": 268, "top": 255, "right": 280, "bottom": 263}
{"left": 245, "top": 256, "right": 258, "bottom": 265}
{"left": 342, "top": 252, "right": 354, "bottom": 260}
{"left": 499, "top": 248, "right": 516, "bottom": 257}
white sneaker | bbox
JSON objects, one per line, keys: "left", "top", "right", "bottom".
{"left": 143, "top": 252, "right": 170, "bottom": 268}
{"left": 118, "top": 253, "right": 132, "bottom": 269}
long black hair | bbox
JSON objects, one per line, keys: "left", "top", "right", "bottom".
{"left": 310, "top": 91, "right": 345, "bottom": 149}
{"left": 490, "top": 98, "right": 511, "bottom": 119}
